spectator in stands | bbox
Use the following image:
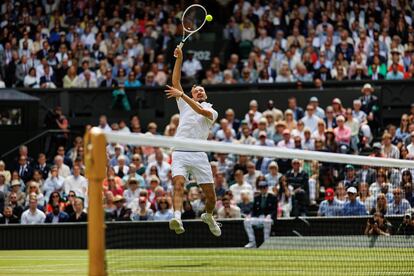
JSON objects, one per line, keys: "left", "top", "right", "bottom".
{"left": 218, "top": 195, "right": 241, "bottom": 219}
{"left": 318, "top": 188, "right": 344, "bottom": 217}
{"left": 230, "top": 170, "right": 253, "bottom": 204}
{"left": 45, "top": 203, "right": 69, "bottom": 223}
{"left": 0, "top": 206, "right": 19, "bottom": 224}
{"left": 387, "top": 188, "right": 411, "bottom": 215}
{"left": 364, "top": 211, "right": 390, "bottom": 236}
{"left": 286, "top": 159, "right": 309, "bottom": 216}
{"left": 123, "top": 177, "right": 141, "bottom": 206}
{"left": 124, "top": 71, "right": 142, "bottom": 88}
{"left": 21, "top": 197, "right": 45, "bottom": 224}
{"left": 334, "top": 116, "right": 351, "bottom": 148}
{"left": 110, "top": 195, "right": 131, "bottom": 221}
{"left": 54, "top": 155, "right": 70, "bottom": 178}
{"left": 237, "top": 191, "right": 253, "bottom": 217}
{"left": 69, "top": 198, "right": 87, "bottom": 222}
{"left": 275, "top": 175, "right": 292, "bottom": 217}
{"left": 153, "top": 197, "right": 173, "bottom": 221}
{"left": 131, "top": 196, "right": 154, "bottom": 221}
{"left": 0, "top": 161, "right": 11, "bottom": 184}
{"left": 25, "top": 182, "right": 44, "bottom": 207}
{"left": 265, "top": 161, "right": 281, "bottom": 188}
{"left": 63, "top": 165, "right": 87, "bottom": 200}
{"left": 43, "top": 165, "right": 64, "bottom": 202}
{"left": 343, "top": 165, "right": 359, "bottom": 190}
{"left": 343, "top": 187, "right": 367, "bottom": 216}
{"left": 45, "top": 191, "right": 65, "bottom": 214}
{"left": 396, "top": 209, "right": 414, "bottom": 235}
{"left": 15, "top": 155, "right": 33, "bottom": 184}
{"left": 7, "top": 180, "right": 25, "bottom": 206}
{"left": 100, "top": 69, "right": 118, "bottom": 88}
{"left": 244, "top": 181, "right": 277, "bottom": 248}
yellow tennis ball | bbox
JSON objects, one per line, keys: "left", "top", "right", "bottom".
{"left": 206, "top": 14, "right": 213, "bottom": 22}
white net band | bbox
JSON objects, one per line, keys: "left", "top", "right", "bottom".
{"left": 103, "top": 130, "right": 414, "bottom": 169}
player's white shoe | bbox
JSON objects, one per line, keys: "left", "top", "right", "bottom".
{"left": 169, "top": 218, "right": 185, "bottom": 234}
{"left": 244, "top": 241, "right": 256, "bottom": 249}
{"left": 201, "top": 213, "right": 222, "bottom": 237}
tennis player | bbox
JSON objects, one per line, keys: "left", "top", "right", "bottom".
{"left": 164, "top": 46, "right": 221, "bottom": 236}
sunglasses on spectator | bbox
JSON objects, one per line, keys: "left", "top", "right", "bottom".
{"left": 132, "top": 159, "right": 140, "bottom": 161}
{"left": 52, "top": 195, "right": 59, "bottom": 198}
{"left": 68, "top": 194, "right": 75, "bottom": 197}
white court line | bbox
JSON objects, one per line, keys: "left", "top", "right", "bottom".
{"left": 107, "top": 268, "right": 413, "bottom": 276}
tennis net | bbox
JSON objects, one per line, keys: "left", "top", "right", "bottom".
{"left": 87, "top": 131, "right": 414, "bottom": 276}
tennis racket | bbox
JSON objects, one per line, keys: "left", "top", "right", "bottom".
{"left": 174, "top": 4, "right": 208, "bottom": 57}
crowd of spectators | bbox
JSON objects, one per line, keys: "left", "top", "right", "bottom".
{"left": 1, "top": 81, "right": 414, "bottom": 225}
{"left": 2, "top": 0, "right": 414, "bottom": 90}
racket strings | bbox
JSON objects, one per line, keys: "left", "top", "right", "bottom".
{"left": 182, "top": 6, "right": 206, "bottom": 33}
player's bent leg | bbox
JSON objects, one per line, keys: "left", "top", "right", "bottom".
{"left": 169, "top": 175, "right": 186, "bottom": 235}
{"left": 200, "top": 183, "right": 222, "bottom": 237}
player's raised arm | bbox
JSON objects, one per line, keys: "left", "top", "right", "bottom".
{"left": 172, "top": 47, "right": 184, "bottom": 93}
{"left": 165, "top": 85, "right": 214, "bottom": 121}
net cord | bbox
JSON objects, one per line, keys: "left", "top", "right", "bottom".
{"left": 102, "top": 130, "right": 414, "bottom": 169}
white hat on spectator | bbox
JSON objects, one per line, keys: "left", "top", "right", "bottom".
{"left": 149, "top": 176, "right": 160, "bottom": 184}
{"left": 117, "top": 155, "right": 126, "bottom": 161}
{"left": 249, "top": 100, "right": 258, "bottom": 107}
{"left": 258, "top": 131, "right": 267, "bottom": 137}
{"left": 310, "top": 96, "right": 318, "bottom": 102}
{"left": 391, "top": 48, "right": 401, "bottom": 55}
{"left": 259, "top": 118, "right": 267, "bottom": 124}
{"left": 362, "top": 83, "right": 374, "bottom": 92}
{"left": 347, "top": 187, "right": 357, "bottom": 194}
{"left": 336, "top": 115, "right": 345, "bottom": 122}
{"left": 11, "top": 180, "right": 21, "bottom": 186}
{"left": 332, "top": 98, "right": 342, "bottom": 105}
{"left": 268, "top": 161, "right": 278, "bottom": 169}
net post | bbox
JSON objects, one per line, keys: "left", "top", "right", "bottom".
{"left": 85, "top": 128, "right": 107, "bottom": 276}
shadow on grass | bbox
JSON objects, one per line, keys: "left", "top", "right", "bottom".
{"left": 159, "top": 263, "right": 210, "bottom": 268}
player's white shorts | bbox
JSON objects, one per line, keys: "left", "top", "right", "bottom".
{"left": 171, "top": 151, "right": 213, "bottom": 184}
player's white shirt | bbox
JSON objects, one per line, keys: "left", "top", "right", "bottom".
{"left": 174, "top": 97, "right": 218, "bottom": 141}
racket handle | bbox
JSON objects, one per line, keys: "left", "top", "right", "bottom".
{"left": 174, "top": 42, "right": 184, "bottom": 58}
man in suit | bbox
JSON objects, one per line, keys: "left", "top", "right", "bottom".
{"left": 76, "top": 70, "right": 98, "bottom": 88}
{"left": 243, "top": 181, "right": 277, "bottom": 248}
{"left": 14, "top": 155, "right": 33, "bottom": 184}
{"left": 111, "top": 195, "right": 131, "bottom": 221}
{"left": 285, "top": 159, "right": 309, "bottom": 216}
{"left": 359, "top": 83, "right": 380, "bottom": 135}
{"left": 45, "top": 204, "right": 69, "bottom": 223}
{"left": 15, "top": 55, "right": 30, "bottom": 86}
{"left": 356, "top": 165, "right": 377, "bottom": 185}
{"left": 224, "top": 108, "right": 240, "bottom": 136}
{"left": 39, "top": 65, "right": 57, "bottom": 88}
{"left": 34, "top": 153, "right": 50, "bottom": 180}
{"left": 0, "top": 206, "right": 19, "bottom": 224}
{"left": 100, "top": 69, "right": 118, "bottom": 88}
{"left": 91, "top": 44, "right": 105, "bottom": 61}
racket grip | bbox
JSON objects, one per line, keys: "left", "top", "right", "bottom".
{"left": 173, "top": 42, "right": 184, "bottom": 58}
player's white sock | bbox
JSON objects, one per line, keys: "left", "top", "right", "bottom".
{"left": 174, "top": 211, "right": 181, "bottom": 220}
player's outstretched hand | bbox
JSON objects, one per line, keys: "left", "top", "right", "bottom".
{"left": 174, "top": 47, "right": 183, "bottom": 59}
{"left": 165, "top": 85, "right": 184, "bottom": 99}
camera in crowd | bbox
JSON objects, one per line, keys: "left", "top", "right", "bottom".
{"left": 397, "top": 209, "right": 414, "bottom": 235}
